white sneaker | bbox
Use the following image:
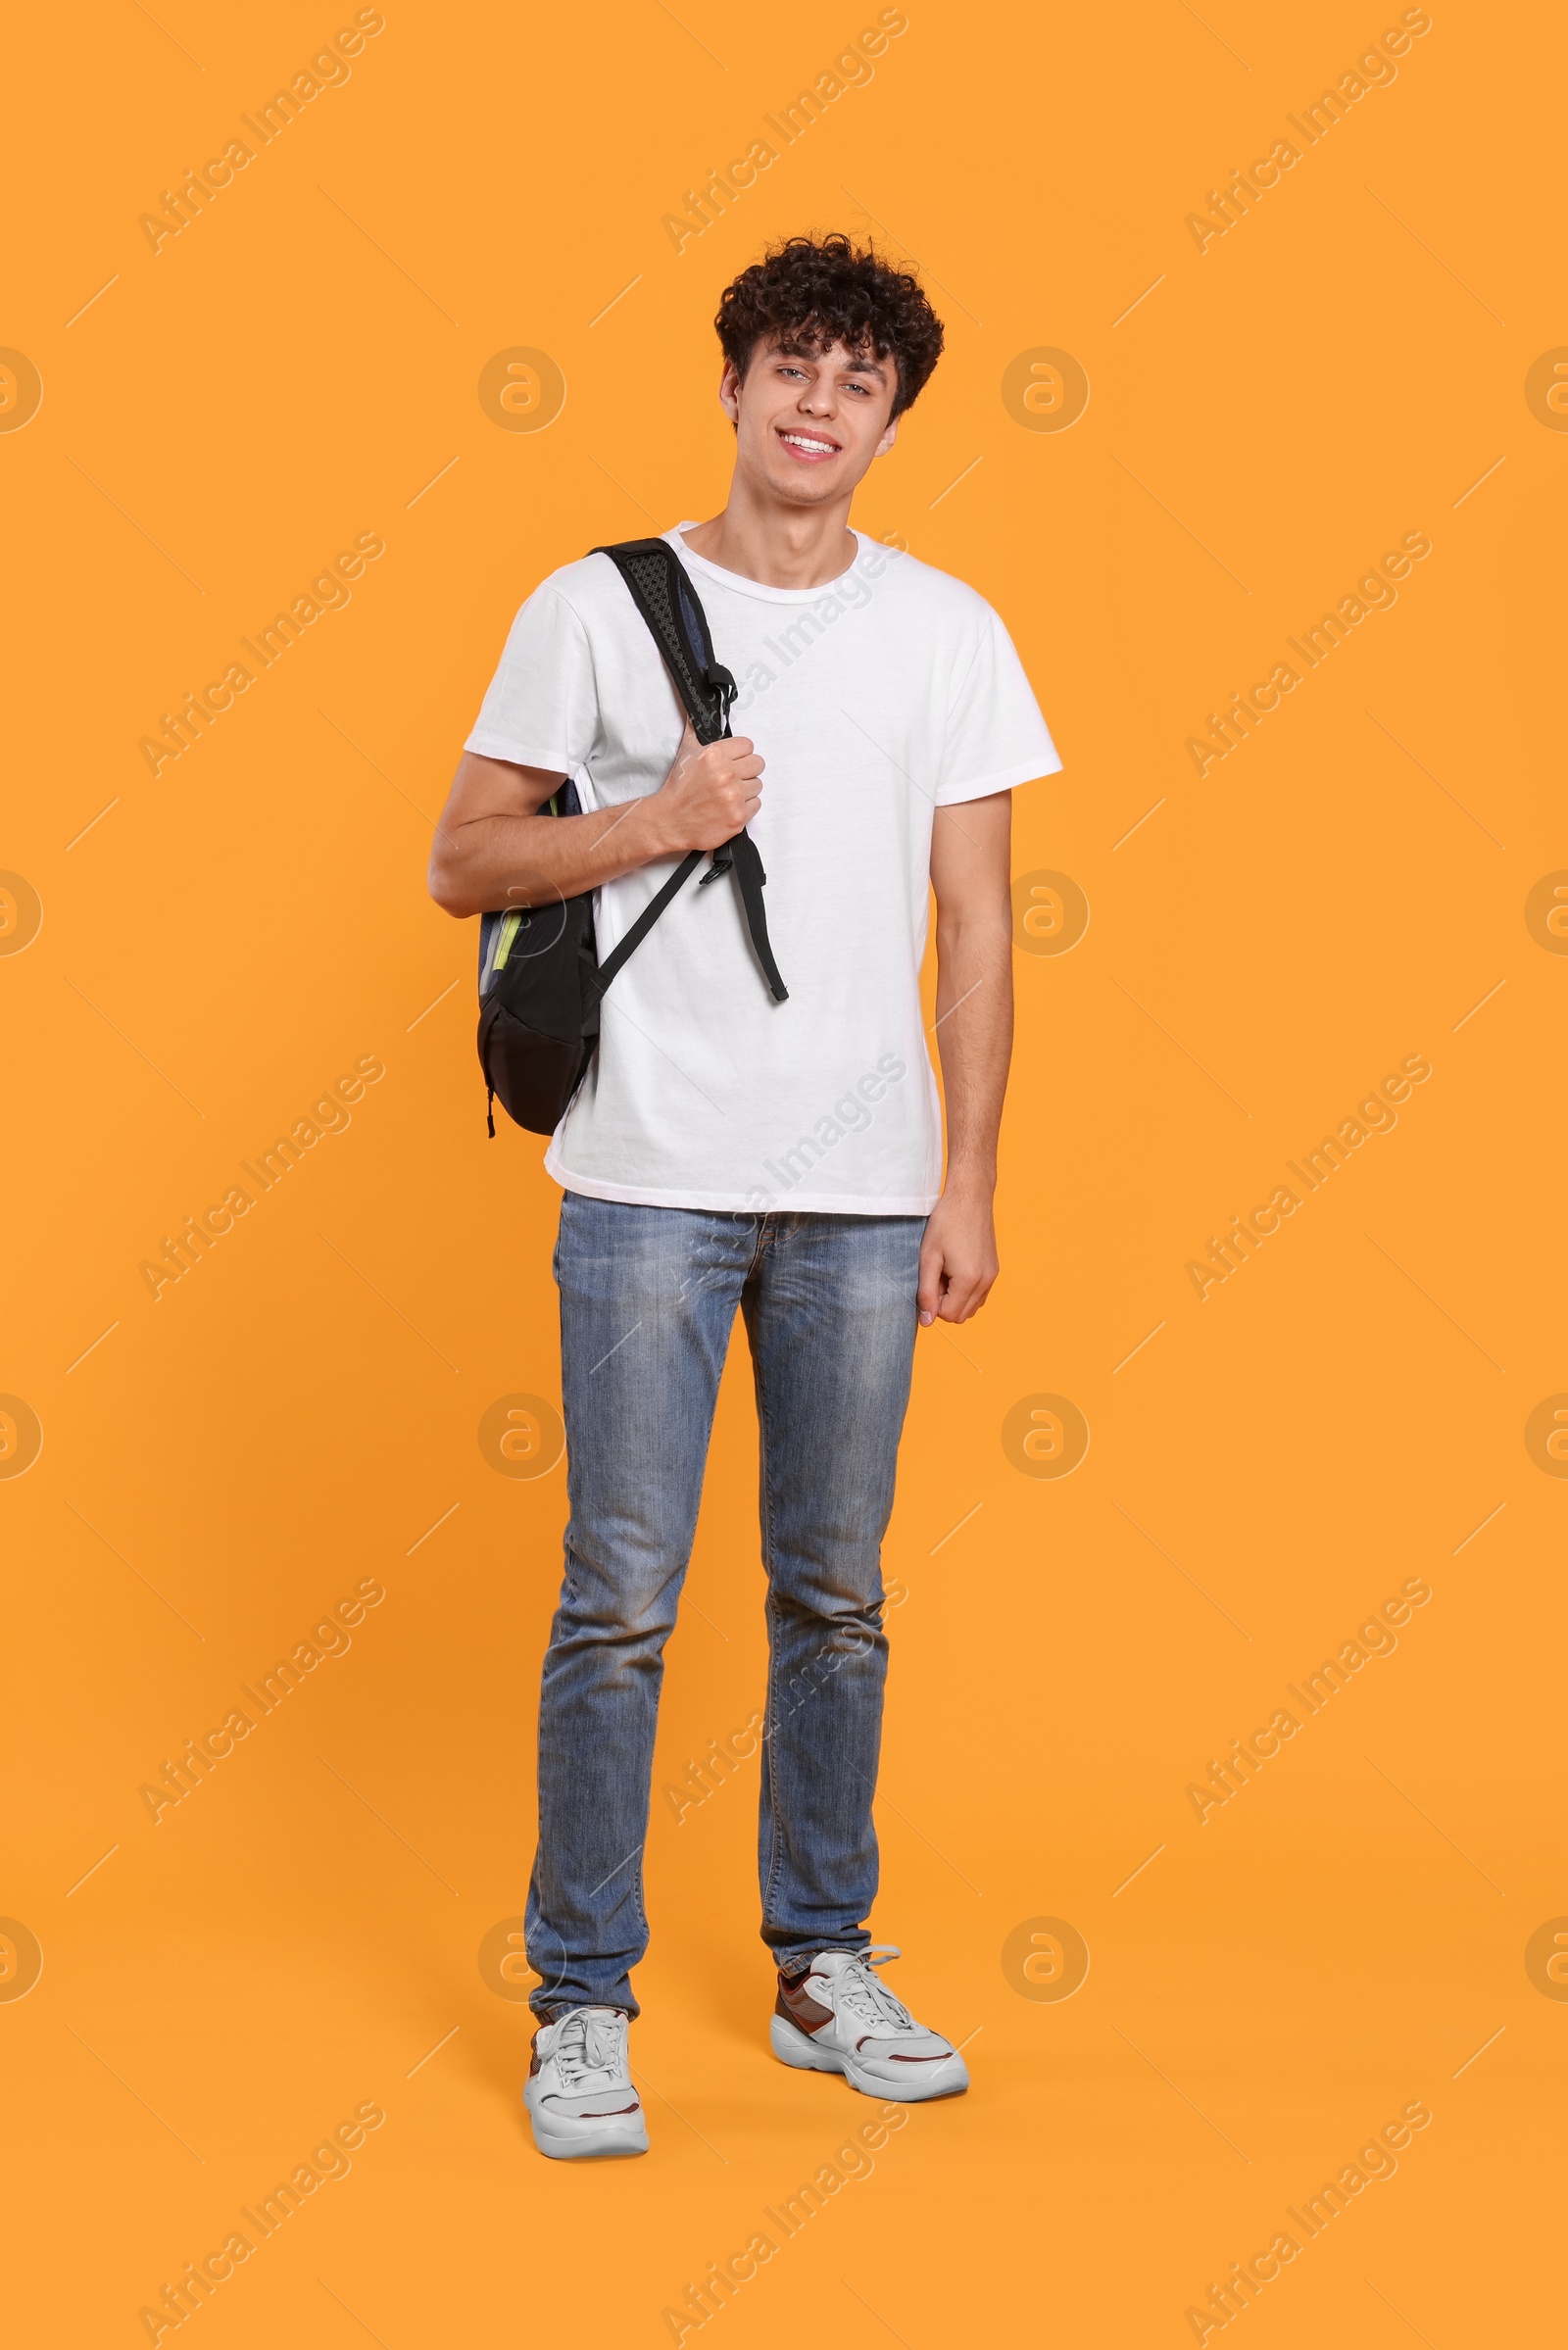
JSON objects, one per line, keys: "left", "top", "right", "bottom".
{"left": 769, "top": 1945, "right": 968, "bottom": 2101}
{"left": 523, "top": 2006, "right": 649, "bottom": 2160}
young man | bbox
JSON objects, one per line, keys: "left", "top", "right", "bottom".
{"left": 430, "top": 234, "right": 1059, "bottom": 2160}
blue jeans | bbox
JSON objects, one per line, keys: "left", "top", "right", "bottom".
{"left": 526, "top": 1195, "right": 924, "bottom": 2019}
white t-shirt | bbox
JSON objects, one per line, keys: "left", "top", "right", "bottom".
{"left": 466, "top": 522, "right": 1059, "bottom": 1213}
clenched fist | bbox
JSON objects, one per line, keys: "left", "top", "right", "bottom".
{"left": 646, "top": 718, "right": 764, "bottom": 855}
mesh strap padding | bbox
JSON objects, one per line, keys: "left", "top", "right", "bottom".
{"left": 590, "top": 540, "right": 732, "bottom": 745}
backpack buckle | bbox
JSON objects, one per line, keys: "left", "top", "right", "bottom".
{"left": 703, "top": 662, "right": 737, "bottom": 730}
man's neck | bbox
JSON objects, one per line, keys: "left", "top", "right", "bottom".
{"left": 681, "top": 480, "right": 858, "bottom": 591}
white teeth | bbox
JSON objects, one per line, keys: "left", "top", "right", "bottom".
{"left": 782, "top": 433, "right": 835, "bottom": 453}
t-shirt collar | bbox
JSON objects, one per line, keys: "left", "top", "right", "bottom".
{"left": 665, "top": 520, "right": 869, "bottom": 606}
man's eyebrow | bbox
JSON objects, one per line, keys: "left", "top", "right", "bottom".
{"left": 772, "top": 341, "right": 889, "bottom": 381}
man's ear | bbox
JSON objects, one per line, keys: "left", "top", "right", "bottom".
{"left": 873, "top": 416, "right": 900, "bottom": 460}
{"left": 718, "top": 360, "right": 744, "bottom": 425}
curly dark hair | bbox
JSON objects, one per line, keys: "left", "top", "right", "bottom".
{"left": 714, "top": 232, "right": 945, "bottom": 421}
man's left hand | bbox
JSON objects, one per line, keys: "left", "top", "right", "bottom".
{"left": 917, "top": 1186, "right": 1000, "bottom": 1326}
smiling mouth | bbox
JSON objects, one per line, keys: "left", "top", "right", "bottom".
{"left": 777, "top": 428, "right": 841, "bottom": 462}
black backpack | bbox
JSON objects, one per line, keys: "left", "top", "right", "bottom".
{"left": 476, "top": 537, "right": 788, "bottom": 1136}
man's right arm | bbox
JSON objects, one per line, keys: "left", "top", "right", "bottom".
{"left": 427, "top": 722, "right": 765, "bottom": 919}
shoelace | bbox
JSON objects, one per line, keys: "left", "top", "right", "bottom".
{"left": 822, "top": 1945, "right": 918, "bottom": 2035}
{"left": 549, "top": 2006, "right": 627, "bottom": 2087}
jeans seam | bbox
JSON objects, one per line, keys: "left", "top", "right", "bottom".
{"left": 632, "top": 1836, "right": 649, "bottom": 1940}
{"left": 754, "top": 1309, "right": 788, "bottom": 1939}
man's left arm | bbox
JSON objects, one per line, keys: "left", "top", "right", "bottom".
{"left": 919, "top": 791, "right": 1014, "bottom": 1327}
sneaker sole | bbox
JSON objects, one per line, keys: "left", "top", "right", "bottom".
{"left": 769, "top": 2013, "right": 968, "bottom": 2102}
{"left": 522, "top": 2082, "right": 650, "bottom": 2161}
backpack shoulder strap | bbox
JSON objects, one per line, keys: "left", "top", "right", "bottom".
{"left": 587, "top": 536, "right": 787, "bottom": 1004}
{"left": 589, "top": 538, "right": 736, "bottom": 744}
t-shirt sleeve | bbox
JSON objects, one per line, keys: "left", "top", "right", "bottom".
{"left": 936, "top": 601, "right": 1061, "bottom": 805}
{"left": 464, "top": 584, "right": 598, "bottom": 772}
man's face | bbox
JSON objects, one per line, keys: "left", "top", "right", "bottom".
{"left": 721, "top": 336, "right": 900, "bottom": 507}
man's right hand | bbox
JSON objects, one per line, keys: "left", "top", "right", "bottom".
{"left": 427, "top": 722, "right": 764, "bottom": 919}
{"left": 645, "top": 718, "right": 764, "bottom": 855}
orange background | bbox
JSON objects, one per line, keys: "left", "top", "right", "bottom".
{"left": 4, "top": 0, "right": 1563, "bottom": 2341}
